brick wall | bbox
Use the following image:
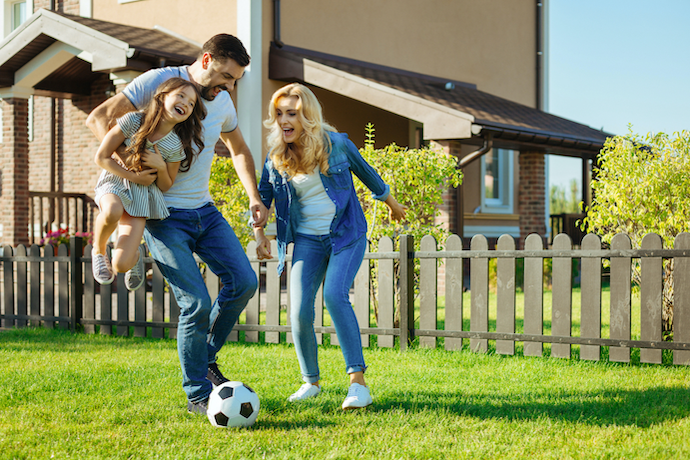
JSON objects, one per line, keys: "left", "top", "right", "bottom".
{"left": 1, "top": 98, "right": 30, "bottom": 245}
{"left": 27, "top": 75, "right": 110, "bottom": 198}
{"left": 518, "top": 152, "right": 546, "bottom": 248}
{"left": 33, "top": 0, "right": 80, "bottom": 14}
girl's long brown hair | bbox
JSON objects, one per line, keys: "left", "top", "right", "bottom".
{"left": 124, "top": 77, "right": 206, "bottom": 172}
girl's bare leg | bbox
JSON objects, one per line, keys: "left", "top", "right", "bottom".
{"left": 94, "top": 194, "right": 124, "bottom": 254}
{"left": 111, "top": 213, "right": 146, "bottom": 273}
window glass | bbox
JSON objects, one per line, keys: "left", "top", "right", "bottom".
{"left": 481, "top": 148, "right": 514, "bottom": 213}
{"left": 484, "top": 149, "right": 500, "bottom": 200}
{"left": 12, "top": 1, "right": 26, "bottom": 30}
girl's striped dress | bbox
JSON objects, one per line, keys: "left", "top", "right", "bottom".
{"left": 94, "top": 112, "right": 185, "bottom": 220}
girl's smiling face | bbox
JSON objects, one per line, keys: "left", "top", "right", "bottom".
{"left": 164, "top": 85, "right": 198, "bottom": 124}
{"left": 275, "top": 96, "right": 303, "bottom": 144}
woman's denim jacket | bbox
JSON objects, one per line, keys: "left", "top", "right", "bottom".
{"left": 259, "top": 131, "right": 390, "bottom": 275}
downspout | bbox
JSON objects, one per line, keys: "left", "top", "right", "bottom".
{"left": 50, "top": 0, "right": 56, "bottom": 193}
{"left": 536, "top": 1, "right": 543, "bottom": 111}
{"left": 459, "top": 133, "right": 493, "bottom": 169}
{"left": 49, "top": 0, "right": 57, "bottom": 230}
{"left": 273, "top": 0, "right": 284, "bottom": 48}
{"left": 456, "top": 133, "right": 493, "bottom": 239}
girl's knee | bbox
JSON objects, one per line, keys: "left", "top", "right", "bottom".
{"left": 99, "top": 198, "right": 124, "bottom": 222}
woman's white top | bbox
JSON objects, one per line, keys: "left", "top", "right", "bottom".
{"left": 291, "top": 169, "right": 336, "bottom": 235}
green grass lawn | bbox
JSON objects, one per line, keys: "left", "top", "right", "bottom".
{"left": 2, "top": 326, "right": 689, "bottom": 460}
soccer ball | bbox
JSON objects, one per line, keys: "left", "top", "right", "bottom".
{"left": 206, "top": 381, "right": 260, "bottom": 428}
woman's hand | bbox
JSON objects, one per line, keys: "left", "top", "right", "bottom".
{"left": 254, "top": 229, "right": 273, "bottom": 260}
{"left": 385, "top": 195, "right": 407, "bottom": 222}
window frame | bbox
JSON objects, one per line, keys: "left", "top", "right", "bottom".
{"left": 480, "top": 148, "right": 515, "bottom": 214}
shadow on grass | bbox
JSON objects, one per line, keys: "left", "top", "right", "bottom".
{"left": 371, "top": 385, "right": 690, "bottom": 428}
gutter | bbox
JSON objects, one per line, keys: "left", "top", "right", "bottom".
{"left": 536, "top": 0, "right": 544, "bottom": 110}
{"left": 459, "top": 134, "right": 493, "bottom": 169}
{"left": 273, "top": 0, "right": 284, "bottom": 48}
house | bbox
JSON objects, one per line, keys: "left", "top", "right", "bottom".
{"left": 0, "top": 0, "right": 607, "bottom": 248}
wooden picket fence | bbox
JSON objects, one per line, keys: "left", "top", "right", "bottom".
{"left": 3, "top": 232, "right": 690, "bottom": 365}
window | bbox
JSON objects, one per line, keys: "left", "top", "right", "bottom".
{"left": 11, "top": 1, "right": 25, "bottom": 30}
{"left": 480, "top": 148, "right": 514, "bottom": 213}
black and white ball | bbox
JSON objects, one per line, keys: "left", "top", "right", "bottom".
{"left": 206, "top": 381, "right": 260, "bottom": 428}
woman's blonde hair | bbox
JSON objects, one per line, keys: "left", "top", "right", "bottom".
{"left": 264, "top": 83, "right": 335, "bottom": 178}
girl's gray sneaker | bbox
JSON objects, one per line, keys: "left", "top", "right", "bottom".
{"left": 125, "top": 246, "right": 145, "bottom": 291}
{"left": 92, "top": 249, "right": 115, "bottom": 285}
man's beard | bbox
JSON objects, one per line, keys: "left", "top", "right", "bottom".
{"left": 199, "top": 85, "right": 217, "bottom": 101}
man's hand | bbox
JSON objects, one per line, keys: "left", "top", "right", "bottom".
{"left": 128, "top": 169, "right": 158, "bottom": 186}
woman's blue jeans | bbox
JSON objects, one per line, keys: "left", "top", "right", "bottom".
{"left": 290, "top": 233, "right": 367, "bottom": 383}
{"left": 144, "top": 204, "right": 257, "bottom": 403}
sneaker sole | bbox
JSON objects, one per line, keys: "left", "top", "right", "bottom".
{"left": 95, "top": 275, "right": 115, "bottom": 285}
{"left": 342, "top": 401, "right": 372, "bottom": 410}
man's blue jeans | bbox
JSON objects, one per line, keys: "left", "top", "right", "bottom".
{"left": 290, "top": 233, "right": 367, "bottom": 383}
{"left": 144, "top": 204, "right": 257, "bottom": 402}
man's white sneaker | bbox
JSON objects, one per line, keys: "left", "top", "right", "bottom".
{"left": 287, "top": 383, "right": 321, "bottom": 402}
{"left": 342, "top": 383, "right": 372, "bottom": 410}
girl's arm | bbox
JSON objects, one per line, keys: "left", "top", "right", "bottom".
{"left": 95, "top": 125, "right": 157, "bottom": 186}
{"left": 141, "top": 145, "right": 179, "bottom": 192}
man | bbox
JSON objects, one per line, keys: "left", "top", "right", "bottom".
{"left": 86, "top": 34, "right": 269, "bottom": 414}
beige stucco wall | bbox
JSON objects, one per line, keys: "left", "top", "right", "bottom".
{"left": 279, "top": 0, "right": 537, "bottom": 107}
{"left": 90, "top": 0, "right": 536, "bottom": 151}
{"left": 89, "top": 0, "right": 537, "bottom": 225}
{"left": 92, "top": 0, "right": 239, "bottom": 45}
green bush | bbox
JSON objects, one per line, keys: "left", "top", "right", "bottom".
{"left": 582, "top": 128, "right": 690, "bottom": 336}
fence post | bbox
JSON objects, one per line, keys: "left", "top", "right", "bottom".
{"left": 523, "top": 234, "right": 544, "bottom": 357}
{"left": 399, "top": 235, "right": 414, "bottom": 351}
{"left": 3, "top": 245, "right": 15, "bottom": 328}
{"left": 580, "top": 233, "right": 602, "bottom": 361}
{"left": 444, "top": 234, "right": 464, "bottom": 351}
{"left": 673, "top": 232, "right": 690, "bottom": 365}
{"left": 419, "top": 235, "right": 437, "bottom": 349}
{"left": 610, "top": 233, "right": 632, "bottom": 363}
{"left": 641, "top": 233, "right": 662, "bottom": 364}
{"left": 377, "top": 237, "right": 395, "bottom": 348}
{"left": 496, "top": 234, "right": 516, "bottom": 356}
{"left": 551, "top": 233, "right": 572, "bottom": 359}
{"left": 470, "top": 234, "right": 489, "bottom": 353}
{"left": 70, "top": 236, "right": 83, "bottom": 332}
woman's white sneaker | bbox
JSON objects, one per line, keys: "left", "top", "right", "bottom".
{"left": 342, "top": 383, "right": 372, "bottom": 410}
{"left": 288, "top": 383, "right": 321, "bottom": 402}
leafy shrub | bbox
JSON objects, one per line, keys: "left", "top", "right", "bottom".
{"left": 582, "top": 128, "right": 690, "bottom": 336}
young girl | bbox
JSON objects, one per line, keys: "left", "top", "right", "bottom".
{"left": 92, "top": 77, "right": 206, "bottom": 291}
{"left": 254, "top": 83, "right": 406, "bottom": 410}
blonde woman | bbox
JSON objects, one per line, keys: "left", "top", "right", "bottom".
{"left": 254, "top": 83, "right": 406, "bottom": 409}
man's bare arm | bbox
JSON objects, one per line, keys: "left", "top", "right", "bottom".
{"left": 85, "top": 93, "right": 137, "bottom": 142}
{"left": 220, "top": 128, "right": 269, "bottom": 227}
